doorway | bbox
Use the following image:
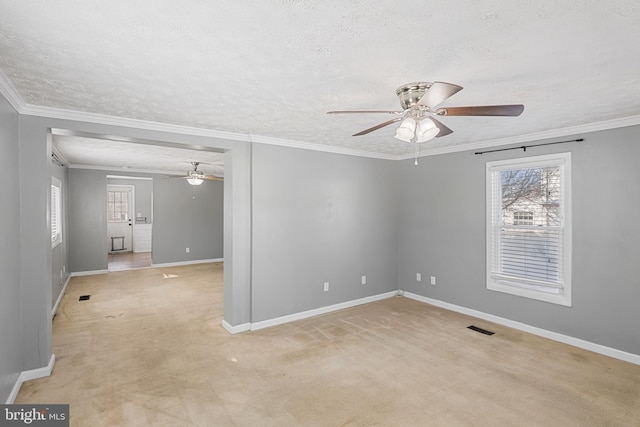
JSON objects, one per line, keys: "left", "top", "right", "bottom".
{"left": 106, "top": 177, "right": 154, "bottom": 271}
{"left": 107, "top": 184, "right": 134, "bottom": 253}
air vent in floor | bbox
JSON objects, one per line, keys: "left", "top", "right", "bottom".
{"left": 467, "top": 325, "right": 494, "bottom": 335}
{"left": 79, "top": 295, "right": 91, "bottom": 301}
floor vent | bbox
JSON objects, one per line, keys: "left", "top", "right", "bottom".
{"left": 467, "top": 325, "right": 494, "bottom": 335}
{"left": 79, "top": 295, "right": 91, "bottom": 301}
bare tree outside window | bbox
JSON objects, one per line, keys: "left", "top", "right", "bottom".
{"left": 501, "top": 166, "right": 560, "bottom": 227}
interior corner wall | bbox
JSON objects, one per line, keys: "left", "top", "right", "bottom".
{"left": 397, "top": 125, "right": 640, "bottom": 356}
{"left": 250, "top": 144, "right": 398, "bottom": 322}
{"left": 0, "top": 92, "right": 22, "bottom": 402}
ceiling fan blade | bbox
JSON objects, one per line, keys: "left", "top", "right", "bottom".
{"left": 441, "top": 104, "right": 524, "bottom": 116}
{"left": 327, "top": 110, "right": 403, "bottom": 115}
{"left": 418, "top": 81, "right": 463, "bottom": 109}
{"left": 203, "top": 175, "right": 224, "bottom": 181}
{"left": 429, "top": 117, "right": 454, "bottom": 137}
{"left": 353, "top": 117, "right": 403, "bottom": 136}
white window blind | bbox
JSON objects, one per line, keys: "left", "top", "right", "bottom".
{"left": 486, "top": 153, "right": 572, "bottom": 306}
{"left": 51, "top": 179, "right": 62, "bottom": 247}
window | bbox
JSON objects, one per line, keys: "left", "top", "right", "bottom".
{"left": 107, "top": 190, "right": 130, "bottom": 223}
{"left": 51, "top": 177, "right": 62, "bottom": 248}
{"left": 513, "top": 211, "right": 534, "bottom": 226}
{"left": 486, "top": 153, "right": 572, "bottom": 306}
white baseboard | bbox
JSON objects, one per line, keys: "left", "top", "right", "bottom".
{"left": 5, "top": 354, "right": 56, "bottom": 404}
{"left": 151, "top": 258, "right": 223, "bottom": 268}
{"left": 222, "top": 320, "right": 251, "bottom": 334}
{"left": 70, "top": 269, "right": 109, "bottom": 277}
{"left": 51, "top": 275, "right": 71, "bottom": 319}
{"left": 402, "top": 291, "right": 640, "bottom": 366}
{"left": 250, "top": 291, "right": 397, "bottom": 332}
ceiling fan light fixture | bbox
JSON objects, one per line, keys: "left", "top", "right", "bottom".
{"left": 415, "top": 118, "right": 440, "bottom": 142}
{"left": 394, "top": 117, "right": 416, "bottom": 142}
{"left": 186, "top": 177, "right": 204, "bottom": 186}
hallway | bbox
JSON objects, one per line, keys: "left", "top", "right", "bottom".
{"left": 107, "top": 252, "right": 152, "bottom": 271}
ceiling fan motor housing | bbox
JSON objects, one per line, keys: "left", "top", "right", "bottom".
{"left": 396, "top": 82, "right": 433, "bottom": 110}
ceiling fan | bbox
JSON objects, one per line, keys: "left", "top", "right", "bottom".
{"left": 327, "top": 81, "right": 524, "bottom": 144}
{"left": 181, "top": 162, "right": 223, "bottom": 186}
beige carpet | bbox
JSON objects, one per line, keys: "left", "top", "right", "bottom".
{"left": 16, "top": 263, "right": 640, "bottom": 426}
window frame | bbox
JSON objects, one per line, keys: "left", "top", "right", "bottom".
{"left": 485, "top": 153, "right": 572, "bottom": 306}
{"left": 51, "top": 177, "right": 62, "bottom": 249}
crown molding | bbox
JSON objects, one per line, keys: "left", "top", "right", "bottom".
{"left": 0, "top": 68, "right": 26, "bottom": 112}
{"left": 51, "top": 144, "right": 69, "bottom": 165}
{"left": 21, "top": 104, "right": 250, "bottom": 141}
{"left": 69, "top": 164, "right": 190, "bottom": 176}
{"left": 5, "top": 87, "right": 639, "bottom": 162}
{"left": 398, "top": 114, "right": 640, "bottom": 160}
{"left": 248, "top": 134, "right": 398, "bottom": 160}
{"left": 20, "top": 103, "right": 398, "bottom": 160}
{"left": 106, "top": 175, "right": 154, "bottom": 181}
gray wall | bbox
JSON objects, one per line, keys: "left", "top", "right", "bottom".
{"left": 19, "top": 116, "right": 53, "bottom": 373}
{"left": 106, "top": 177, "right": 153, "bottom": 223}
{"left": 251, "top": 144, "right": 398, "bottom": 322}
{"left": 51, "top": 162, "right": 70, "bottom": 309}
{"left": 68, "top": 169, "right": 109, "bottom": 272}
{"left": 0, "top": 91, "right": 22, "bottom": 401}
{"left": 397, "top": 126, "right": 640, "bottom": 355}
{"left": 152, "top": 175, "right": 223, "bottom": 264}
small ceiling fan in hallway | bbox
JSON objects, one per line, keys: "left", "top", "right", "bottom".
{"left": 180, "top": 162, "right": 223, "bottom": 186}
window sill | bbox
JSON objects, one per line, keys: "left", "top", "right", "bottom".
{"left": 487, "top": 280, "right": 571, "bottom": 307}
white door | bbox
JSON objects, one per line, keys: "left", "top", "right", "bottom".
{"left": 107, "top": 185, "right": 134, "bottom": 252}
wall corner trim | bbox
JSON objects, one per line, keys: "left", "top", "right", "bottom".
{"left": 6, "top": 354, "right": 56, "bottom": 404}
{"left": 250, "top": 291, "right": 397, "bottom": 332}
{"left": 402, "top": 291, "right": 640, "bottom": 366}
{"left": 222, "top": 320, "right": 251, "bottom": 334}
{"left": 151, "top": 258, "right": 223, "bottom": 268}
{"left": 70, "top": 269, "right": 109, "bottom": 277}
{"left": 51, "top": 275, "right": 72, "bottom": 319}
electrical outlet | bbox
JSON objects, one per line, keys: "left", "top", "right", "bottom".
{"left": 431, "top": 276, "right": 436, "bottom": 285}
{"left": 361, "top": 275, "right": 367, "bottom": 285}
{"left": 416, "top": 273, "right": 422, "bottom": 282}
{"left": 186, "top": 247, "right": 190, "bottom": 253}
{"left": 323, "top": 282, "right": 329, "bottom": 292}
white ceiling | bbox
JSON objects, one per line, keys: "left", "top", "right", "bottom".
{"left": 52, "top": 133, "right": 225, "bottom": 177}
{"left": 2, "top": 1, "right": 640, "bottom": 172}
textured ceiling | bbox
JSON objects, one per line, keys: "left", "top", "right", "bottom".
{"left": 2, "top": 1, "right": 640, "bottom": 168}
{"left": 52, "top": 133, "right": 224, "bottom": 176}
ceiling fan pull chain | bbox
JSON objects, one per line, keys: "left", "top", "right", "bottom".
{"left": 414, "top": 140, "right": 419, "bottom": 166}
